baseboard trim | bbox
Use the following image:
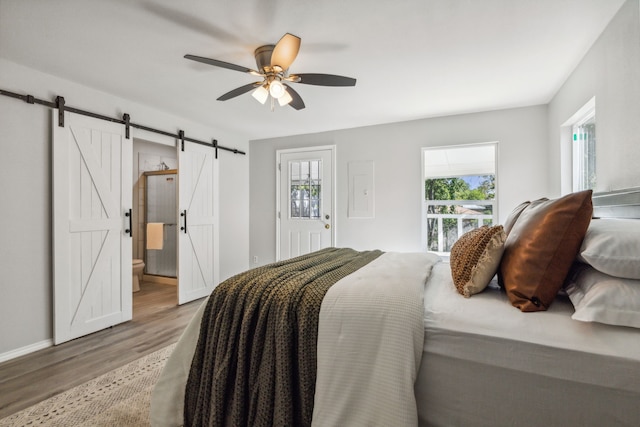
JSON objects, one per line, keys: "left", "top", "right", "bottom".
{"left": 0, "top": 339, "right": 53, "bottom": 363}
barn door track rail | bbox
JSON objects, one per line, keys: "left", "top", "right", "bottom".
{"left": 0, "top": 88, "right": 245, "bottom": 157}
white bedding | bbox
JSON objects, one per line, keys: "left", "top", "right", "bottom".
{"left": 416, "top": 262, "right": 640, "bottom": 427}
{"left": 313, "top": 251, "right": 439, "bottom": 426}
{"left": 151, "top": 251, "right": 439, "bottom": 426}
{"left": 152, "top": 255, "right": 640, "bottom": 427}
{"left": 151, "top": 295, "right": 207, "bottom": 427}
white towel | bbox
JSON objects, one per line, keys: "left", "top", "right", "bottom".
{"left": 146, "top": 223, "right": 164, "bottom": 250}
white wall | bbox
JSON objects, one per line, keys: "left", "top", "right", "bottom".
{"left": 0, "top": 58, "right": 250, "bottom": 358}
{"left": 548, "top": 0, "right": 640, "bottom": 194}
{"left": 250, "top": 105, "right": 550, "bottom": 266}
{"left": 250, "top": 0, "right": 640, "bottom": 266}
{"left": 4, "top": 0, "right": 636, "bottom": 360}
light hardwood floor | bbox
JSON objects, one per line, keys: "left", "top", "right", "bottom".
{"left": 0, "top": 281, "right": 204, "bottom": 419}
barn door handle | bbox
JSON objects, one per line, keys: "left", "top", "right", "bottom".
{"left": 180, "top": 210, "right": 187, "bottom": 234}
{"left": 124, "top": 209, "right": 132, "bottom": 237}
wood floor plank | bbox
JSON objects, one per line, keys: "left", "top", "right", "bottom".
{"left": 0, "top": 281, "right": 204, "bottom": 419}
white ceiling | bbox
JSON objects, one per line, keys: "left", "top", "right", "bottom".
{"left": 0, "top": 0, "right": 626, "bottom": 141}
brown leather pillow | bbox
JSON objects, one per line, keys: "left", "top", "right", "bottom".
{"left": 499, "top": 190, "right": 593, "bottom": 312}
{"left": 497, "top": 199, "right": 547, "bottom": 288}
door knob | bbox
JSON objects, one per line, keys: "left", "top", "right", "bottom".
{"left": 325, "top": 224, "right": 330, "bottom": 229}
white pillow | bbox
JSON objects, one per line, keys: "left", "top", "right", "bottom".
{"left": 578, "top": 218, "right": 640, "bottom": 280}
{"left": 565, "top": 264, "right": 640, "bottom": 328}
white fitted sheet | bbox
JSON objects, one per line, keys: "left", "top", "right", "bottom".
{"left": 416, "top": 261, "right": 640, "bottom": 427}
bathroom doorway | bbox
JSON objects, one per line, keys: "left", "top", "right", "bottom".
{"left": 144, "top": 170, "right": 178, "bottom": 278}
{"left": 132, "top": 139, "right": 179, "bottom": 315}
{"left": 131, "top": 137, "right": 220, "bottom": 314}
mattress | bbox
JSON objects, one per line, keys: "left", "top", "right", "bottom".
{"left": 416, "top": 261, "right": 640, "bottom": 427}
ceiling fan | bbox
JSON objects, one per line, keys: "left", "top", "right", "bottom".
{"left": 184, "top": 33, "right": 356, "bottom": 110}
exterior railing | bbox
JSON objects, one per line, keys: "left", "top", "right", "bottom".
{"left": 425, "top": 199, "right": 496, "bottom": 254}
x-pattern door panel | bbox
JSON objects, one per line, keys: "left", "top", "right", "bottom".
{"left": 53, "top": 111, "right": 132, "bottom": 345}
{"left": 178, "top": 141, "right": 219, "bottom": 304}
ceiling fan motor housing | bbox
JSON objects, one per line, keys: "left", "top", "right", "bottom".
{"left": 254, "top": 45, "right": 276, "bottom": 73}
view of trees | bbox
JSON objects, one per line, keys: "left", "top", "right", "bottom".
{"left": 425, "top": 175, "right": 495, "bottom": 202}
{"left": 425, "top": 175, "right": 495, "bottom": 252}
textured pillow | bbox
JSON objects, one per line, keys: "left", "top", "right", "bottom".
{"left": 578, "top": 218, "right": 640, "bottom": 280}
{"left": 499, "top": 190, "right": 593, "bottom": 312}
{"left": 450, "top": 225, "right": 506, "bottom": 297}
{"left": 503, "top": 200, "right": 532, "bottom": 235}
{"left": 565, "top": 263, "right": 640, "bottom": 328}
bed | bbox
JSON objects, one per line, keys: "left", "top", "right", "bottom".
{"left": 151, "top": 188, "right": 640, "bottom": 427}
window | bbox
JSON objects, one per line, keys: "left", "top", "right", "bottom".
{"left": 289, "top": 160, "right": 321, "bottom": 219}
{"left": 422, "top": 143, "right": 497, "bottom": 255}
{"left": 572, "top": 103, "right": 596, "bottom": 191}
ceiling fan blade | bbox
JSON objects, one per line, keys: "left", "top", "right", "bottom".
{"left": 283, "top": 84, "right": 305, "bottom": 110}
{"left": 217, "top": 82, "right": 262, "bottom": 101}
{"left": 271, "top": 33, "right": 301, "bottom": 70}
{"left": 293, "top": 73, "right": 356, "bottom": 87}
{"left": 185, "top": 54, "right": 259, "bottom": 74}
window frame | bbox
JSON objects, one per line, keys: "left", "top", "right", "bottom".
{"left": 421, "top": 142, "right": 499, "bottom": 255}
{"left": 571, "top": 104, "right": 596, "bottom": 192}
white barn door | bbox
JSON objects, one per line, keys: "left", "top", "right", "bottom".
{"left": 178, "top": 141, "right": 219, "bottom": 304}
{"left": 52, "top": 111, "right": 132, "bottom": 345}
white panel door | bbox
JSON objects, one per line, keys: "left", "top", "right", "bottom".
{"left": 277, "top": 147, "right": 334, "bottom": 260}
{"left": 178, "top": 141, "right": 219, "bottom": 304}
{"left": 52, "top": 111, "right": 132, "bottom": 345}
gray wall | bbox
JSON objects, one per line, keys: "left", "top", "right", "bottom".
{"left": 548, "top": 0, "right": 640, "bottom": 194}
{"left": 250, "top": 0, "right": 640, "bottom": 267}
{"left": 250, "top": 105, "right": 550, "bottom": 266}
{"left": 0, "top": 58, "right": 250, "bottom": 359}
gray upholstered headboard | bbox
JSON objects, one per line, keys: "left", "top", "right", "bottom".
{"left": 592, "top": 187, "right": 640, "bottom": 219}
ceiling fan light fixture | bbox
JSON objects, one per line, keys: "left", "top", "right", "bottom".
{"left": 252, "top": 85, "right": 269, "bottom": 104}
{"left": 278, "top": 90, "right": 293, "bottom": 106}
{"left": 269, "top": 80, "right": 286, "bottom": 99}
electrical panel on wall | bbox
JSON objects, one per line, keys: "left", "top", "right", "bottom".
{"left": 348, "top": 161, "right": 375, "bottom": 219}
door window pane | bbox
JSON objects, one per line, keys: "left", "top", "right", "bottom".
{"left": 290, "top": 160, "right": 322, "bottom": 219}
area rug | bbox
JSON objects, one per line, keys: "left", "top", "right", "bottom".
{"left": 0, "top": 343, "right": 176, "bottom": 427}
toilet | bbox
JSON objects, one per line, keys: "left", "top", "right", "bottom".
{"left": 132, "top": 259, "right": 145, "bottom": 292}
